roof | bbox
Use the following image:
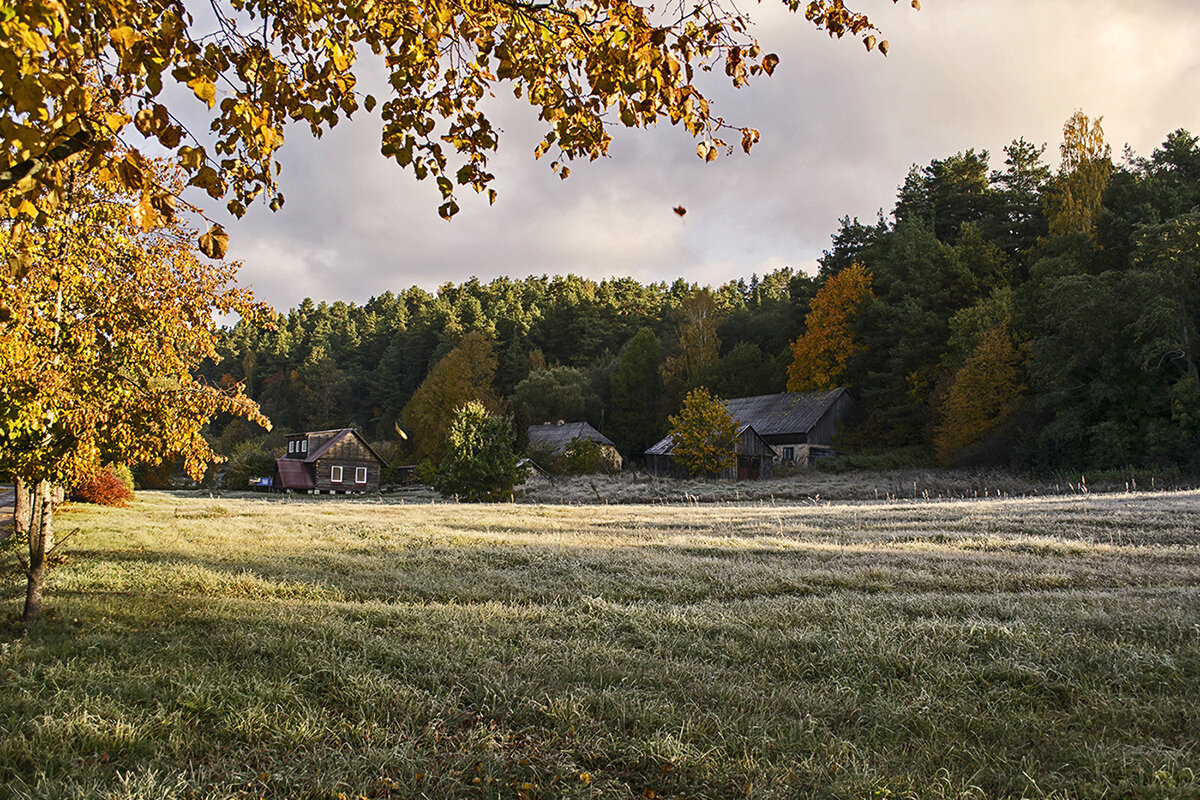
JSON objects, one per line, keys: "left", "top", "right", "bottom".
{"left": 527, "top": 421, "right": 615, "bottom": 454}
{"left": 275, "top": 458, "right": 315, "bottom": 490}
{"left": 722, "top": 389, "right": 849, "bottom": 437}
{"left": 301, "top": 428, "right": 388, "bottom": 466}
{"left": 645, "top": 424, "right": 775, "bottom": 457}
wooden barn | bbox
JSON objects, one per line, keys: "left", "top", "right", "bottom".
{"left": 722, "top": 388, "right": 855, "bottom": 466}
{"left": 644, "top": 424, "right": 777, "bottom": 480}
{"left": 274, "top": 428, "right": 387, "bottom": 494}
{"left": 527, "top": 421, "right": 616, "bottom": 455}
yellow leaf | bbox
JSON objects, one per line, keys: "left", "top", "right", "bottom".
{"left": 189, "top": 78, "right": 216, "bottom": 109}
{"left": 109, "top": 26, "right": 139, "bottom": 50}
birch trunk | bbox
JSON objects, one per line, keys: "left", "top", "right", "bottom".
{"left": 22, "top": 479, "right": 53, "bottom": 622}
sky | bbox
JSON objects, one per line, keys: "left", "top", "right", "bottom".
{"left": 208, "top": 0, "right": 1200, "bottom": 311}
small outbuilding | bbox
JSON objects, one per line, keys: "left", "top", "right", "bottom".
{"left": 274, "top": 428, "right": 387, "bottom": 494}
{"left": 644, "top": 423, "right": 777, "bottom": 480}
{"left": 527, "top": 421, "right": 616, "bottom": 455}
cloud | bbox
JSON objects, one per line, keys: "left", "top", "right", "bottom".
{"left": 215, "top": 0, "right": 1200, "bottom": 309}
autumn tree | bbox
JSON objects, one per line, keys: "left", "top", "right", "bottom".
{"left": 401, "top": 331, "right": 499, "bottom": 463}
{"left": 662, "top": 288, "right": 721, "bottom": 401}
{"left": 787, "top": 262, "right": 873, "bottom": 391}
{"left": 0, "top": 160, "right": 267, "bottom": 621}
{"left": 0, "top": 0, "right": 913, "bottom": 241}
{"left": 667, "top": 387, "right": 738, "bottom": 477}
{"left": 1045, "top": 112, "right": 1112, "bottom": 240}
{"left": 932, "top": 314, "right": 1027, "bottom": 465}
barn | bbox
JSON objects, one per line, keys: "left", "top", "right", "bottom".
{"left": 527, "top": 421, "right": 616, "bottom": 455}
{"left": 644, "top": 423, "right": 777, "bottom": 480}
{"left": 723, "top": 388, "right": 855, "bottom": 466}
{"left": 274, "top": 428, "right": 387, "bottom": 493}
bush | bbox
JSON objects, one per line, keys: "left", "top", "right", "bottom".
{"left": 435, "top": 401, "right": 524, "bottom": 501}
{"left": 72, "top": 466, "right": 135, "bottom": 506}
{"left": 559, "top": 439, "right": 622, "bottom": 475}
{"left": 221, "top": 444, "right": 278, "bottom": 490}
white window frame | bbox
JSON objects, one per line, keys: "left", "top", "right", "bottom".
{"left": 301, "top": 439, "right": 308, "bottom": 454}
{"left": 782, "top": 446, "right": 794, "bottom": 461}
{"left": 331, "top": 465, "right": 343, "bottom": 483}
{"left": 355, "top": 466, "right": 367, "bottom": 484}
{"left": 288, "top": 441, "right": 295, "bottom": 454}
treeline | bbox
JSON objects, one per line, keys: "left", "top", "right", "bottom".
{"left": 205, "top": 116, "right": 1200, "bottom": 474}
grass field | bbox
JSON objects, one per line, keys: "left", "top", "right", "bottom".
{"left": 2, "top": 489, "right": 1199, "bottom": 799}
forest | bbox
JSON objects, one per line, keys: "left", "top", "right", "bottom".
{"left": 201, "top": 115, "right": 1200, "bottom": 480}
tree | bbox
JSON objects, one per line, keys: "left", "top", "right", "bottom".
{"left": 932, "top": 315, "right": 1027, "bottom": 465}
{"left": 1, "top": 0, "right": 911, "bottom": 237}
{"left": 667, "top": 387, "right": 738, "bottom": 477}
{"left": 0, "top": 160, "right": 267, "bottom": 621}
{"left": 608, "top": 327, "right": 664, "bottom": 458}
{"left": 401, "top": 331, "right": 499, "bottom": 463}
{"left": 662, "top": 288, "right": 722, "bottom": 403}
{"left": 433, "top": 401, "right": 522, "bottom": 501}
{"left": 787, "top": 262, "right": 873, "bottom": 391}
{"left": 1045, "top": 112, "right": 1112, "bottom": 240}
{"left": 512, "top": 366, "right": 601, "bottom": 427}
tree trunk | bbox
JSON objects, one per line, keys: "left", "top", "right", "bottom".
{"left": 22, "top": 479, "right": 53, "bottom": 622}
{"left": 13, "top": 477, "right": 31, "bottom": 537}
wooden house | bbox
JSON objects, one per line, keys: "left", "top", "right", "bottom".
{"left": 273, "top": 428, "right": 387, "bottom": 494}
{"left": 644, "top": 424, "right": 777, "bottom": 480}
{"left": 722, "top": 389, "right": 855, "bottom": 466}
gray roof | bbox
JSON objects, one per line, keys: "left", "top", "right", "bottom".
{"left": 646, "top": 423, "right": 767, "bottom": 457}
{"left": 722, "top": 389, "right": 848, "bottom": 437}
{"left": 644, "top": 390, "right": 848, "bottom": 457}
{"left": 527, "top": 421, "right": 615, "bottom": 454}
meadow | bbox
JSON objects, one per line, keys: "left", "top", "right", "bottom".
{"left": 2, "top": 489, "right": 1198, "bottom": 799}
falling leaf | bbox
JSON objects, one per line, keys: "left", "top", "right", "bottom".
{"left": 879, "top": 40, "right": 889, "bottom": 56}
{"left": 198, "top": 224, "right": 229, "bottom": 259}
{"left": 762, "top": 53, "right": 779, "bottom": 76}
{"left": 673, "top": 206, "right": 686, "bottom": 217}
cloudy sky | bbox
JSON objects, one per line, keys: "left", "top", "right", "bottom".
{"left": 210, "top": 0, "right": 1200, "bottom": 310}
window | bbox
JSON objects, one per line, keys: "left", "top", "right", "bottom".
{"left": 782, "top": 447, "right": 794, "bottom": 461}
{"left": 301, "top": 439, "right": 308, "bottom": 453}
{"left": 355, "top": 466, "right": 367, "bottom": 484}
{"left": 331, "top": 465, "right": 343, "bottom": 483}
{"left": 288, "top": 441, "right": 295, "bottom": 454}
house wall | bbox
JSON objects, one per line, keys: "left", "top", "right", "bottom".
{"left": 808, "top": 392, "right": 857, "bottom": 447}
{"left": 312, "top": 436, "right": 383, "bottom": 493}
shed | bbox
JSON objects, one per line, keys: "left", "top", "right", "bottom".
{"left": 274, "top": 428, "right": 387, "bottom": 493}
{"left": 527, "top": 421, "right": 616, "bottom": 455}
{"left": 645, "top": 424, "right": 777, "bottom": 480}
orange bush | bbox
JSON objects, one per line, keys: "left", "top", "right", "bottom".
{"left": 71, "top": 467, "right": 135, "bottom": 507}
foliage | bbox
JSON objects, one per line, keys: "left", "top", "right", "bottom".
{"left": 0, "top": 157, "right": 267, "bottom": 619}
{"left": 70, "top": 466, "right": 135, "bottom": 507}
{"left": 402, "top": 331, "right": 498, "bottom": 463}
{"left": 0, "top": 0, "right": 909, "bottom": 235}
{"left": 662, "top": 288, "right": 721, "bottom": 397}
{"left": 608, "top": 327, "right": 665, "bottom": 459}
{"left": 220, "top": 444, "right": 280, "bottom": 490}
{"left": 1044, "top": 112, "right": 1112, "bottom": 240}
{"left": 558, "top": 439, "right": 623, "bottom": 475}
{"left": 787, "top": 262, "right": 873, "bottom": 391}
{"left": 433, "top": 401, "right": 523, "bottom": 501}
{"left": 932, "top": 316, "right": 1027, "bottom": 465}
{"left": 667, "top": 387, "right": 738, "bottom": 477}
{"left": 512, "top": 366, "right": 601, "bottom": 427}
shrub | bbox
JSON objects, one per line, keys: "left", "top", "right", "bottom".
{"left": 435, "top": 401, "right": 524, "bottom": 501}
{"left": 559, "top": 439, "right": 622, "bottom": 475}
{"left": 667, "top": 387, "right": 738, "bottom": 477}
{"left": 72, "top": 466, "right": 135, "bottom": 506}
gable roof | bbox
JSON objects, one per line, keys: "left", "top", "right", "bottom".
{"left": 302, "top": 428, "right": 388, "bottom": 466}
{"left": 722, "top": 389, "right": 849, "bottom": 437}
{"left": 527, "top": 421, "right": 615, "bottom": 454}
